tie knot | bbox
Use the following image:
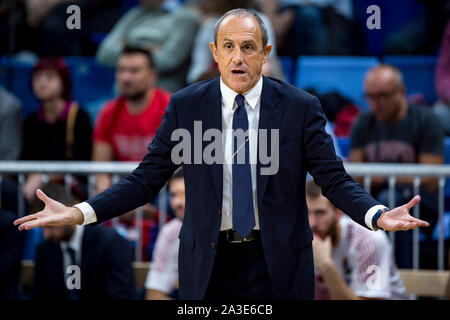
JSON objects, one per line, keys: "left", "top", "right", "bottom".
{"left": 235, "top": 94, "right": 245, "bottom": 110}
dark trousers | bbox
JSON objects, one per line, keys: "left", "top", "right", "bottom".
{"left": 204, "top": 232, "right": 274, "bottom": 300}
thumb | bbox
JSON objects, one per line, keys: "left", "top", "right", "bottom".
{"left": 36, "top": 189, "right": 51, "bottom": 205}
{"left": 405, "top": 195, "right": 421, "bottom": 210}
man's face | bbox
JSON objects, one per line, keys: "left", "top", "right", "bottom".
{"left": 42, "top": 225, "right": 75, "bottom": 243}
{"left": 169, "top": 178, "right": 185, "bottom": 220}
{"left": 307, "top": 194, "right": 339, "bottom": 239}
{"left": 364, "top": 69, "right": 406, "bottom": 123}
{"left": 209, "top": 15, "right": 272, "bottom": 93}
{"left": 32, "top": 69, "right": 64, "bottom": 101}
{"left": 116, "top": 53, "right": 156, "bottom": 100}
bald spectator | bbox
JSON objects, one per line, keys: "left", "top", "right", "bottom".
{"left": 96, "top": 0, "right": 199, "bottom": 92}
{"left": 350, "top": 64, "right": 444, "bottom": 268}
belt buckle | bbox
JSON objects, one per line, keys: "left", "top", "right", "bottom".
{"left": 226, "top": 230, "right": 245, "bottom": 243}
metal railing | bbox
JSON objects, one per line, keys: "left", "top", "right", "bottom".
{"left": 1, "top": 161, "right": 449, "bottom": 268}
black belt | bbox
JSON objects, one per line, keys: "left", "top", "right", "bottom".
{"left": 220, "top": 229, "right": 260, "bottom": 243}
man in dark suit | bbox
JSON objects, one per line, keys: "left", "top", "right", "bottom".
{"left": 1, "top": 179, "right": 26, "bottom": 300}
{"left": 0, "top": 209, "right": 26, "bottom": 300}
{"left": 15, "top": 9, "right": 428, "bottom": 300}
{"left": 31, "top": 183, "right": 135, "bottom": 300}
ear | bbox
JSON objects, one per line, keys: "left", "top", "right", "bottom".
{"left": 262, "top": 44, "right": 272, "bottom": 64}
{"left": 209, "top": 42, "right": 218, "bottom": 63}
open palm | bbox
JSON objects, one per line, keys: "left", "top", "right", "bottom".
{"left": 14, "top": 189, "right": 83, "bottom": 230}
{"left": 377, "top": 195, "right": 429, "bottom": 231}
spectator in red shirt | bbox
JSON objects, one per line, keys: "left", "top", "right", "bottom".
{"left": 92, "top": 46, "right": 171, "bottom": 261}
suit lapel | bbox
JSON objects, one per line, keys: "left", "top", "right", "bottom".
{"left": 80, "top": 227, "right": 94, "bottom": 287}
{"left": 257, "top": 76, "right": 281, "bottom": 213}
{"left": 53, "top": 244, "right": 67, "bottom": 298}
{"left": 203, "top": 78, "right": 223, "bottom": 209}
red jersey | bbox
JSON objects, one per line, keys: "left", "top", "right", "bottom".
{"left": 93, "top": 88, "right": 170, "bottom": 161}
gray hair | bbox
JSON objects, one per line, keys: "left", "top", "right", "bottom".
{"left": 214, "top": 8, "right": 269, "bottom": 50}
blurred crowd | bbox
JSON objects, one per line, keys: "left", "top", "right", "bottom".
{"left": 1, "top": 0, "right": 450, "bottom": 300}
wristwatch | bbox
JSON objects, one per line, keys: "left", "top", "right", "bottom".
{"left": 372, "top": 208, "right": 389, "bottom": 231}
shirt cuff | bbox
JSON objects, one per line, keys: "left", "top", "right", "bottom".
{"left": 365, "top": 205, "right": 389, "bottom": 231}
{"left": 74, "top": 202, "right": 97, "bottom": 225}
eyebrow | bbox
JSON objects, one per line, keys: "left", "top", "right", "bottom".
{"left": 222, "top": 38, "right": 257, "bottom": 46}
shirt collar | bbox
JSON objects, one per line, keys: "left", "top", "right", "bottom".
{"left": 61, "top": 225, "right": 84, "bottom": 253}
{"left": 37, "top": 100, "right": 72, "bottom": 123}
{"left": 220, "top": 76, "right": 263, "bottom": 110}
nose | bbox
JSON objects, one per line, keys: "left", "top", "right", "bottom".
{"left": 231, "top": 48, "right": 243, "bottom": 65}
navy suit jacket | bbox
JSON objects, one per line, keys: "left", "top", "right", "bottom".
{"left": 32, "top": 225, "right": 135, "bottom": 300}
{"left": 0, "top": 209, "right": 25, "bottom": 300}
{"left": 87, "top": 76, "right": 380, "bottom": 299}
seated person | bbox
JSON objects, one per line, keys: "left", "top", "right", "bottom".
{"left": 434, "top": 20, "right": 450, "bottom": 136}
{"left": 21, "top": 56, "right": 92, "bottom": 202}
{"left": 0, "top": 208, "right": 26, "bottom": 300}
{"left": 93, "top": 46, "right": 171, "bottom": 261}
{"left": 349, "top": 64, "right": 444, "bottom": 268}
{"left": 145, "top": 169, "right": 184, "bottom": 300}
{"left": 306, "top": 181, "right": 411, "bottom": 300}
{"left": 260, "top": 0, "right": 359, "bottom": 56}
{"left": 31, "top": 183, "right": 135, "bottom": 300}
{"left": 96, "top": 0, "right": 199, "bottom": 92}
{"left": 0, "top": 86, "right": 22, "bottom": 160}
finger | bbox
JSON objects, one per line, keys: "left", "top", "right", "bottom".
{"left": 21, "top": 215, "right": 56, "bottom": 230}
{"left": 36, "top": 189, "right": 51, "bottom": 205}
{"left": 404, "top": 216, "right": 419, "bottom": 224}
{"left": 412, "top": 218, "right": 429, "bottom": 227}
{"left": 398, "top": 222, "right": 411, "bottom": 231}
{"left": 405, "top": 195, "right": 421, "bottom": 210}
{"left": 14, "top": 213, "right": 40, "bottom": 227}
{"left": 398, "top": 220, "right": 427, "bottom": 231}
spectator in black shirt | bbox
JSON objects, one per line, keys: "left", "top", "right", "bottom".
{"left": 350, "top": 64, "right": 444, "bottom": 268}
{"left": 21, "top": 57, "right": 92, "bottom": 202}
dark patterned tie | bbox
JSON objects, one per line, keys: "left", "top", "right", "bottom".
{"left": 232, "top": 94, "right": 255, "bottom": 238}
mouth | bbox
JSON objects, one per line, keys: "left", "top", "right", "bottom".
{"left": 231, "top": 69, "right": 246, "bottom": 76}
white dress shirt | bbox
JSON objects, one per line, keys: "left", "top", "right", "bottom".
{"left": 60, "top": 225, "right": 84, "bottom": 281}
{"left": 74, "top": 76, "right": 386, "bottom": 230}
{"left": 219, "top": 76, "right": 262, "bottom": 231}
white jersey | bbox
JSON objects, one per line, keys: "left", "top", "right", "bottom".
{"left": 145, "top": 218, "right": 182, "bottom": 294}
{"left": 315, "top": 215, "right": 412, "bottom": 300}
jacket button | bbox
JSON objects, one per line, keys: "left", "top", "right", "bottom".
{"left": 218, "top": 209, "right": 221, "bottom": 216}
{"left": 211, "top": 242, "right": 216, "bottom": 249}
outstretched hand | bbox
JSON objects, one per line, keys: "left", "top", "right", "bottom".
{"left": 377, "top": 195, "right": 429, "bottom": 231}
{"left": 13, "top": 189, "right": 84, "bottom": 231}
